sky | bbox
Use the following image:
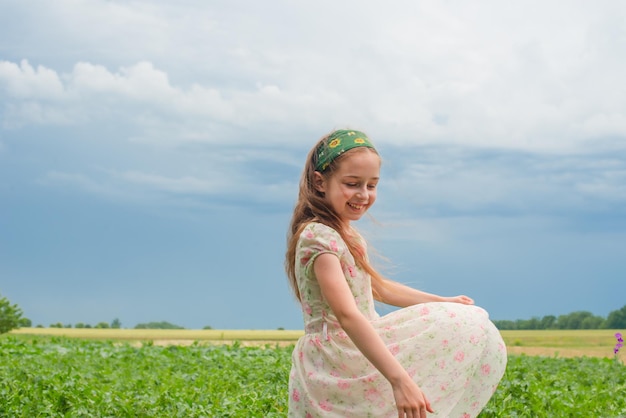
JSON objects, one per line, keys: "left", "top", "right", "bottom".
{"left": 1, "top": 1, "right": 625, "bottom": 330}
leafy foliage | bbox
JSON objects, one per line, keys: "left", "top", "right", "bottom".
{"left": 0, "top": 336, "right": 624, "bottom": 417}
{"left": 0, "top": 294, "right": 24, "bottom": 334}
{"left": 481, "top": 355, "right": 626, "bottom": 417}
{"left": 0, "top": 337, "right": 290, "bottom": 417}
{"left": 606, "top": 306, "right": 626, "bottom": 329}
{"left": 18, "top": 317, "right": 32, "bottom": 327}
{"left": 494, "top": 306, "right": 626, "bottom": 330}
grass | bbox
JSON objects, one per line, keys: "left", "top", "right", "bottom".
{"left": 1, "top": 334, "right": 625, "bottom": 417}
{"left": 0, "top": 336, "right": 291, "bottom": 417}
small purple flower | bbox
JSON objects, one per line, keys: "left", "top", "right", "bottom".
{"left": 615, "top": 333, "right": 624, "bottom": 355}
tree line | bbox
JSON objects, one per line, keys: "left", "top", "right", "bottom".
{"left": 41, "top": 320, "right": 212, "bottom": 330}
{"left": 2, "top": 293, "right": 624, "bottom": 335}
{"left": 0, "top": 294, "right": 215, "bottom": 333}
{"left": 493, "top": 305, "right": 626, "bottom": 330}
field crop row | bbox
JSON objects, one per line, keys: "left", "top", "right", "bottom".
{"left": 1, "top": 336, "right": 625, "bottom": 417}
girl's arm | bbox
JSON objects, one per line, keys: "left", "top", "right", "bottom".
{"left": 314, "top": 253, "right": 434, "bottom": 417}
{"left": 375, "top": 278, "right": 474, "bottom": 308}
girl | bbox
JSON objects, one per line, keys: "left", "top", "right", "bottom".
{"left": 285, "top": 129, "right": 507, "bottom": 418}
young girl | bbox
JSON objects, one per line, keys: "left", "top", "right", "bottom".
{"left": 285, "top": 129, "right": 507, "bottom": 417}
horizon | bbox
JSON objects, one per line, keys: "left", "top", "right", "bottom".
{"left": 12, "top": 301, "right": 626, "bottom": 330}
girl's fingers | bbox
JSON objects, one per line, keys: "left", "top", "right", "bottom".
{"left": 398, "top": 406, "right": 430, "bottom": 418}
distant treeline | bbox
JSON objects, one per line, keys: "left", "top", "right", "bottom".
{"left": 35, "top": 320, "right": 214, "bottom": 330}
{"left": 24, "top": 306, "right": 626, "bottom": 331}
{"left": 494, "top": 305, "right": 626, "bottom": 330}
{"left": 134, "top": 321, "right": 186, "bottom": 330}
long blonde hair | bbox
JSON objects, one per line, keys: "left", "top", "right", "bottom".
{"left": 285, "top": 130, "right": 388, "bottom": 302}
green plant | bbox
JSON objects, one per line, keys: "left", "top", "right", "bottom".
{"left": 0, "top": 294, "right": 24, "bottom": 334}
{"left": 1, "top": 337, "right": 625, "bottom": 417}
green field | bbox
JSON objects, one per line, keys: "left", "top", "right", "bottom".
{"left": 3, "top": 329, "right": 625, "bottom": 417}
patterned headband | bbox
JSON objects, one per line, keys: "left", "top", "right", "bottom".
{"left": 315, "top": 130, "right": 376, "bottom": 172}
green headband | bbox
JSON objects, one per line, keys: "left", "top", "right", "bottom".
{"left": 315, "top": 130, "right": 375, "bottom": 172}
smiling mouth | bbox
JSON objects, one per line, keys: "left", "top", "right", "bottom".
{"left": 347, "top": 202, "right": 366, "bottom": 210}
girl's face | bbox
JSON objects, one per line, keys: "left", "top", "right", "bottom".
{"left": 315, "top": 149, "right": 380, "bottom": 225}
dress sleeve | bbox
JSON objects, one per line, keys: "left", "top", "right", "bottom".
{"left": 297, "top": 222, "right": 346, "bottom": 278}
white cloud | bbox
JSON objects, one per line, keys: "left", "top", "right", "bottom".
{"left": 1, "top": 2, "right": 626, "bottom": 150}
{"left": 4, "top": 101, "right": 77, "bottom": 127}
{"left": 2, "top": 1, "right": 626, "bottom": 214}
{"left": 0, "top": 60, "right": 64, "bottom": 99}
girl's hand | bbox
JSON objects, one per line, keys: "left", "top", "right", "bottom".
{"left": 445, "top": 295, "right": 474, "bottom": 305}
{"left": 391, "top": 377, "right": 434, "bottom": 418}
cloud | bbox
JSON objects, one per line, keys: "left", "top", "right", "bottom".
{"left": 41, "top": 171, "right": 132, "bottom": 202}
{"left": 2, "top": 1, "right": 626, "bottom": 216}
{"left": 41, "top": 169, "right": 215, "bottom": 199}
{"left": 114, "top": 171, "right": 219, "bottom": 195}
{"left": 381, "top": 146, "right": 626, "bottom": 218}
{"left": 39, "top": 158, "right": 299, "bottom": 211}
{"left": 1, "top": 1, "right": 626, "bottom": 151}
{"left": 0, "top": 59, "right": 334, "bottom": 142}
{"left": 0, "top": 60, "right": 64, "bottom": 99}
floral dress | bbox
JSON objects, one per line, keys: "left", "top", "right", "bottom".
{"left": 288, "top": 222, "right": 507, "bottom": 418}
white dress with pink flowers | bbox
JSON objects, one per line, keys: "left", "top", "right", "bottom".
{"left": 288, "top": 222, "right": 507, "bottom": 418}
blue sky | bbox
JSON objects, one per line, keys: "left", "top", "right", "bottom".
{"left": 1, "top": 1, "right": 625, "bottom": 330}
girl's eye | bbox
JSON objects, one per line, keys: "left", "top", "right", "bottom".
{"left": 346, "top": 183, "right": 358, "bottom": 187}
{"left": 367, "top": 184, "right": 377, "bottom": 190}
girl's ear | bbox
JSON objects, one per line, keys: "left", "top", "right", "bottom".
{"left": 313, "top": 171, "right": 326, "bottom": 193}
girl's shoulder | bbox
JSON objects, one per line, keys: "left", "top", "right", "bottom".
{"left": 301, "top": 221, "right": 341, "bottom": 240}
{"left": 297, "top": 222, "right": 349, "bottom": 265}
{"left": 300, "top": 222, "right": 367, "bottom": 246}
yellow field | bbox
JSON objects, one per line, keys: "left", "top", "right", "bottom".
{"left": 9, "top": 328, "right": 303, "bottom": 344}
{"left": 500, "top": 329, "right": 625, "bottom": 359}
{"left": 9, "top": 328, "right": 625, "bottom": 359}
